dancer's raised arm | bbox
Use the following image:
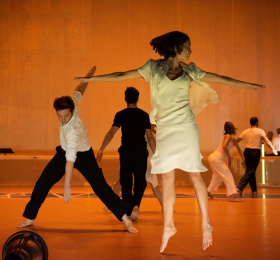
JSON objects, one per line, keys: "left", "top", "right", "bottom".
{"left": 74, "top": 69, "right": 142, "bottom": 83}
{"left": 201, "top": 72, "right": 265, "bottom": 90}
{"left": 262, "top": 135, "right": 278, "bottom": 155}
{"left": 75, "top": 66, "right": 96, "bottom": 95}
{"left": 64, "top": 66, "right": 97, "bottom": 204}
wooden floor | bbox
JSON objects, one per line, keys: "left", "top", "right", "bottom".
{"left": 1, "top": 186, "right": 280, "bottom": 260}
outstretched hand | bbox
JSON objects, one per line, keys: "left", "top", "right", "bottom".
{"left": 86, "top": 66, "right": 96, "bottom": 77}
{"left": 250, "top": 83, "right": 265, "bottom": 90}
{"left": 74, "top": 77, "right": 91, "bottom": 83}
{"left": 74, "top": 66, "right": 96, "bottom": 82}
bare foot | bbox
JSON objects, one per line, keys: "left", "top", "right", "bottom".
{"left": 208, "top": 192, "right": 214, "bottom": 199}
{"left": 17, "top": 219, "right": 35, "bottom": 228}
{"left": 202, "top": 224, "right": 213, "bottom": 250}
{"left": 123, "top": 218, "right": 138, "bottom": 233}
{"left": 160, "top": 227, "right": 177, "bottom": 253}
{"left": 130, "top": 205, "right": 139, "bottom": 221}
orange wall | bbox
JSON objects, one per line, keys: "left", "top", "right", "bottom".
{"left": 1, "top": 0, "right": 279, "bottom": 155}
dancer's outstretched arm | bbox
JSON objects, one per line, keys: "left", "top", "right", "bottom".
{"left": 236, "top": 137, "right": 243, "bottom": 143}
{"left": 63, "top": 161, "right": 74, "bottom": 204}
{"left": 262, "top": 135, "right": 278, "bottom": 155}
{"left": 74, "top": 69, "right": 142, "bottom": 83}
{"left": 96, "top": 126, "right": 119, "bottom": 162}
{"left": 201, "top": 72, "right": 265, "bottom": 90}
{"left": 75, "top": 66, "right": 96, "bottom": 95}
{"left": 63, "top": 67, "right": 97, "bottom": 204}
{"left": 233, "top": 138, "right": 245, "bottom": 169}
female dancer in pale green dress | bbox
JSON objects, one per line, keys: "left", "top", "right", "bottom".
{"left": 75, "top": 31, "right": 264, "bottom": 252}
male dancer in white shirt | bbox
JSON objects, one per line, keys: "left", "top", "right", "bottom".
{"left": 236, "top": 117, "right": 277, "bottom": 195}
{"left": 17, "top": 67, "right": 138, "bottom": 233}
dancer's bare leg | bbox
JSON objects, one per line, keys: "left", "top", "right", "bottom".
{"left": 122, "top": 214, "right": 138, "bottom": 233}
{"left": 103, "top": 181, "right": 122, "bottom": 212}
{"left": 17, "top": 219, "right": 35, "bottom": 228}
{"left": 160, "top": 170, "right": 177, "bottom": 253}
{"left": 151, "top": 184, "right": 163, "bottom": 208}
{"left": 188, "top": 172, "right": 213, "bottom": 250}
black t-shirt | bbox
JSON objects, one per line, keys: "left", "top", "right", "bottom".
{"left": 113, "top": 108, "right": 151, "bottom": 148}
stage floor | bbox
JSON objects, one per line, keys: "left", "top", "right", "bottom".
{"left": 1, "top": 186, "right": 280, "bottom": 260}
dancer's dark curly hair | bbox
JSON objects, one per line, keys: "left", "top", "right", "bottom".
{"left": 150, "top": 31, "right": 190, "bottom": 59}
{"left": 53, "top": 96, "right": 75, "bottom": 112}
{"left": 224, "top": 122, "right": 237, "bottom": 135}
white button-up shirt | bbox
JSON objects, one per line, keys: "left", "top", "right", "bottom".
{"left": 59, "top": 91, "right": 91, "bottom": 162}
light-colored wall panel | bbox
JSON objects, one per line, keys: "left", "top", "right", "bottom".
{"left": 0, "top": 0, "right": 279, "bottom": 156}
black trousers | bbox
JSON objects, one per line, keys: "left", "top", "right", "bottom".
{"left": 23, "top": 146, "right": 131, "bottom": 221}
{"left": 237, "top": 148, "right": 261, "bottom": 193}
{"left": 119, "top": 146, "right": 148, "bottom": 213}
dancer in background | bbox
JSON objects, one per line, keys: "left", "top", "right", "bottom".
{"left": 96, "top": 87, "right": 156, "bottom": 221}
{"left": 265, "top": 131, "right": 274, "bottom": 155}
{"left": 236, "top": 117, "right": 278, "bottom": 195}
{"left": 17, "top": 67, "right": 137, "bottom": 233}
{"left": 75, "top": 31, "right": 265, "bottom": 252}
{"left": 207, "top": 122, "right": 244, "bottom": 201}
{"left": 267, "top": 131, "right": 273, "bottom": 142}
{"left": 272, "top": 128, "right": 280, "bottom": 155}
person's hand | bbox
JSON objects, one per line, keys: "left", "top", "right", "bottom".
{"left": 96, "top": 150, "right": 103, "bottom": 163}
{"left": 86, "top": 66, "right": 96, "bottom": 77}
{"left": 250, "top": 83, "right": 265, "bottom": 90}
{"left": 228, "top": 159, "right": 232, "bottom": 168}
{"left": 63, "top": 184, "right": 71, "bottom": 204}
{"left": 241, "top": 158, "right": 246, "bottom": 170}
{"left": 74, "top": 77, "right": 91, "bottom": 83}
{"left": 151, "top": 124, "right": 157, "bottom": 134}
{"left": 272, "top": 149, "right": 278, "bottom": 156}
{"left": 179, "top": 60, "right": 188, "bottom": 67}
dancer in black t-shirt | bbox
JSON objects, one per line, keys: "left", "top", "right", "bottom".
{"left": 97, "top": 87, "right": 156, "bottom": 220}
